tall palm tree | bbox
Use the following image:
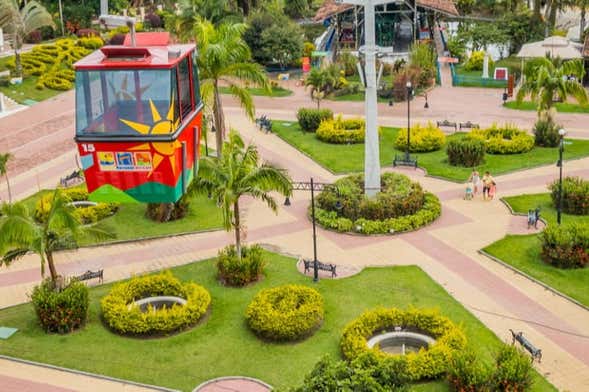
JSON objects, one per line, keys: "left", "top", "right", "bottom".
{"left": 190, "top": 130, "right": 292, "bottom": 258}
{"left": 0, "top": 0, "right": 55, "bottom": 77}
{"left": 517, "top": 57, "right": 588, "bottom": 117}
{"left": 194, "top": 20, "right": 269, "bottom": 157}
{"left": 0, "top": 190, "right": 110, "bottom": 284}
{"left": 304, "top": 68, "right": 334, "bottom": 109}
{"left": 0, "top": 153, "right": 12, "bottom": 204}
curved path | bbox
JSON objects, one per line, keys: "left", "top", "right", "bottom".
{"left": 1, "top": 86, "right": 589, "bottom": 391}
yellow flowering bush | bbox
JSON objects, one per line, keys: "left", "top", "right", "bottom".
{"left": 394, "top": 122, "right": 446, "bottom": 152}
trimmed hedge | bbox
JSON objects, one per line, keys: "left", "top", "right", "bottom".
{"left": 245, "top": 284, "right": 324, "bottom": 341}
{"left": 35, "top": 188, "right": 118, "bottom": 224}
{"left": 31, "top": 279, "right": 89, "bottom": 334}
{"left": 394, "top": 122, "right": 446, "bottom": 153}
{"left": 541, "top": 222, "right": 589, "bottom": 268}
{"left": 315, "top": 173, "right": 441, "bottom": 235}
{"left": 446, "top": 137, "right": 486, "bottom": 167}
{"left": 296, "top": 108, "right": 333, "bottom": 132}
{"left": 549, "top": 176, "right": 589, "bottom": 215}
{"left": 467, "top": 124, "right": 534, "bottom": 154}
{"left": 316, "top": 116, "right": 377, "bottom": 144}
{"left": 340, "top": 307, "right": 467, "bottom": 381}
{"left": 101, "top": 271, "right": 211, "bottom": 336}
{"left": 216, "top": 244, "right": 267, "bottom": 287}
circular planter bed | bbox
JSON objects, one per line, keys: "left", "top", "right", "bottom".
{"left": 101, "top": 271, "right": 211, "bottom": 336}
{"left": 315, "top": 173, "right": 441, "bottom": 235}
{"left": 467, "top": 124, "right": 534, "bottom": 154}
{"left": 341, "top": 307, "right": 467, "bottom": 381}
{"left": 245, "top": 284, "right": 324, "bottom": 341}
{"left": 35, "top": 187, "right": 118, "bottom": 224}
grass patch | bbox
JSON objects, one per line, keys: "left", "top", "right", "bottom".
{"left": 20, "top": 190, "right": 223, "bottom": 246}
{"left": 504, "top": 101, "right": 589, "bottom": 113}
{"left": 272, "top": 121, "right": 589, "bottom": 182}
{"left": 0, "top": 75, "right": 63, "bottom": 104}
{"left": 484, "top": 193, "right": 589, "bottom": 307}
{"left": 453, "top": 57, "right": 520, "bottom": 89}
{"left": 0, "top": 254, "right": 554, "bottom": 391}
{"left": 218, "top": 85, "right": 293, "bottom": 97}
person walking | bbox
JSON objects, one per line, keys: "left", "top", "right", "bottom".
{"left": 468, "top": 169, "right": 481, "bottom": 196}
{"left": 482, "top": 171, "right": 495, "bottom": 200}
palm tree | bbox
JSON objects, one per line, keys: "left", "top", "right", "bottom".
{"left": 0, "top": 153, "right": 12, "bottom": 204}
{"left": 0, "top": 190, "right": 110, "bottom": 284}
{"left": 193, "top": 19, "right": 269, "bottom": 157}
{"left": 190, "top": 130, "right": 292, "bottom": 258}
{"left": 0, "top": 0, "right": 55, "bottom": 77}
{"left": 304, "top": 68, "right": 334, "bottom": 109}
{"left": 517, "top": 57, "right": 588, "bottom": 117}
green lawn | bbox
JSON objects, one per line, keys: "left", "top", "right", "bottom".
{"left": 504, "top": 101, "right": 589, "bottom": 113}
{"left": 0, "top": 55, "right": 63, "bottom": 104}
{"left": 0, "top": 253, "right": 554, "bottom": 391}
{"left": 218, "top": 85, "right": 293, "bottom": 97}
{"left": 484, "top": 193, "right": 589, "bottom": 307}
{"left": 272, "top": 121, "right": 589, "bottom": 182}
{"left": 453, "top": 57, "right": 520, "bottom": 89}
{"left": 20, "top": 190, "right": 223, "bottom": 246}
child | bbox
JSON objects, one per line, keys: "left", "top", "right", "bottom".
{"left": 488, "top": 182, "right": 496, "bottom": 200}
{"left": 464, "top": 184, "right": 473, "bottom": 200}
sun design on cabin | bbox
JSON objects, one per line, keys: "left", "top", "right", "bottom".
{"left": 120, "top": 100, "right": 181, "bottom": 176}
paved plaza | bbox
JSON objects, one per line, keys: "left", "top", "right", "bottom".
{"left": 1, "top": 82, "right": 589, "bottom": 391}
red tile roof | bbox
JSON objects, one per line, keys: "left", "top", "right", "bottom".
{"left": 314, "top": 0, "right": 458, "bottom": 21}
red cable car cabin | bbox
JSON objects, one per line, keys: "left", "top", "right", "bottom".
{"left": 74, "top": 37, "right": 202, "bottom": 203}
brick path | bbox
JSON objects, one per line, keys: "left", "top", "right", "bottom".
{"left": 2, "top": 87, "right": 589, "bottom": 390}
{"left": 195, "top": 377, "right": 271, "bottom": 392}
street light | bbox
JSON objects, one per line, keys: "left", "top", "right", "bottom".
{"left": 392, "top": 81, "right": 417, "bottom": 167}
{"left": 557, "top": 128, "right": 566, "bottom": 225}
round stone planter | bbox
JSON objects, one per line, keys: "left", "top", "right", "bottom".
{"left": 130, "top": 296, "right": 187, "bottom": 312}
{"left": 367, "top": 330, "right": 436, "bottom": 355}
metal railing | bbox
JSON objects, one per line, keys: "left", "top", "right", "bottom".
{"left": 450, "top": 63, "right": 508, "bottom": 88}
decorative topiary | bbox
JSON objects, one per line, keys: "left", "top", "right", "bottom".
{"left": 246, "top": 284, "right": 324, "bottom": 341}
{"left": 35, "top": 187, "right": 118, "bottom": 224}
{"left": 216, "top": 244, "right": 267, "bottom": 286}
{"left": 101, "top": 271, "right": 211, "bottom": 336}
{"left": 446, "top": 138, "right": 486, "bottom": 167}
{"left": 394, "top": 122, "right": 446, "bottom": 152}
{"left": 340, "top": 307, "right": 467, "bottom": 381}
{"left": 31, "top": 279, "right": 89, "bottom": 334}
{"left": 541, "top": 222, "right": 589, "bottom": 269}
{"left": 549, "top": 176, "right": 589, "bottom": 215}
{"left": 316, "top": 116, "right": 375, "bottom": 144}
{"left": 315, "top": 173, "right": 441, "bottom": 235}
{"left": 296, "top": 108, "right": 334, "bottom": 133}
{"left": 467, "top": 124, "right": 534, "bottom": 154}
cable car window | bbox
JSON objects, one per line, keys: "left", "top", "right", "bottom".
{"left": 75, "top": 69, "right": 180, "bottom": 137}
{"left": 191, "top": 50, "right": 201, "bottom": 107}
{"left": 178, "top": 58, "right": 192, "bottom": 119}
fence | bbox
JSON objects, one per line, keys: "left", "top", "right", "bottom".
{"left": 450, "top": 64, "right": 508, "bottom": 88}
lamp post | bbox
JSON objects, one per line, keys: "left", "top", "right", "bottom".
{"left": 557, "top": 128, "right": 566, "bottom": 225}
{"left": 405, "top": 81, "right": 412, "bottom": 162}
{"left": 310, "top": 177, "right": 319, "bottom": 282}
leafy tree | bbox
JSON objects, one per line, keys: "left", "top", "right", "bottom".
{"left": 0, "top": 190, "right": 110, "bottom": 284}
{"left": 260, "top": 22, "right": 303, "bottom": 69}
{"left": 458, "top": 22, "right": 509, "bottom": 51}
{"left": 194, "top": 19, "right": 269, "bottom": 157}
{"left": 190, "top": 130, "right": 292, "bottom": 259}
{"left": 517, "top": 57, "right": 588, "bottom": 116}
{"left": 244, "top": 10, "right": 278, "bottom": 64}
{"left": 501, "top": 10, "right": 545, "bottom": 55}
{"left": 0, "top": 0, "right": 55, "bottom": 77}
{"left": 305, "top": 67, "right": 335, "bottom": 109}
{"left": 0, "top": 153, "right": 12, "bottom": 204}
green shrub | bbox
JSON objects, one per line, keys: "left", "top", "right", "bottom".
{"left": 340, "top": 307, "right": 467, "bottom": 381}
{"left": 467, "top": 124, "right": 534, "bottom": 154}
{"left": 465, "top": 51, "right": 494, "bottom": 71}
{"left": 446, "top": 138, "right": 486, "bottom": 167}
{"left": 146, "top": 197, "right": 189, "bottom": 222}
{"left": 31, "top": 279, "right": 89, "bottom": 334}
{"left": 394, "top": 122, "right": 446, "bottom": 152}
{"left": 35, "top": 188, "right": 118, "bottom": 224}
{"left": 216, "top": 244, "right": 266, "bottom": 286}
{"left": 549, "top": 176, "right": 589, "bottom": 215}
{"left": 101, "top": 271, "right": 211, "bottom": 336}
{"left": 541, "top": 222, "right": 589, "bottom": 268}
{"left": 316, "top": 116, "right": 376, "bottom": 144}
{"left": 296, "top": 108, "right": 334, "bottom": 132}
{"left": 77, "top": 36, "right": 104, "bottom": 50}
{"left": 246, "top": 284, "right": 324, "bottom": 341}
{"left": 448, "top": 349, "right": 493, "bottom": 392}
{"left": 493, "top": 345, "right": 533, "bottom": 392}
{"left": 533, "top": 119, "right": 561, "bottom": 147}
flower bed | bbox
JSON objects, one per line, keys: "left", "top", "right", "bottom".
{"left": 394, "top": 122, "right": 446, "bottom": 153}
{"left": 35, "top": 188, "right": 118, "bottom": 224}
{"left": 101, "top": 272, "right": 211, "bottom": 336}
{"left": 316, "top": 116, "right": 380, "bottom": 144}
{"left": 467, "top": 124, "right": 534, "bottom": 154}
{"left": 340, "top": 307, "right": 467, "bottom": 381}
{"left": 245, "top": 284, "right": 324, "bottom": 341}
{"left": 315, "top": 173, "right": 441, "bottom": 235}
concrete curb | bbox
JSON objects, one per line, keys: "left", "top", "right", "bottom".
{"left": 192, "top": 376, "right": 272, "bottom": 392}
{"left": 0, "top": 354, "right": 180, "bottom": 392}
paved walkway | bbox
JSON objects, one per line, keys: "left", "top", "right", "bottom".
{"left": 2, "top": 86, "right": 589, "bottom": 390}
{"left": 195, "top": 377, "right": 271, "bottom": 392}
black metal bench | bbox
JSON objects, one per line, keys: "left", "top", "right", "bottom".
{"left": 527, "top": 207, "right": 541, "bottom": 229}
{"left": 510, "top": 329, "right": 542, "bottom": 362}
{"left": 60, "top": 170, "right": 84, "bottom": 188}
{"left": 436, "top": 120, "right": 457, "bottom": 132}
{"left": 255, "top": 115, "right": 272, "bottom": 133}
{"left": 74, "top": 269, "right": 104, "bottom": 284}
{"left": 303, "top": 259, "right": 337, "bottom": 278}
{"left": 459, "top": 121, "right": 480, "bottom": 130}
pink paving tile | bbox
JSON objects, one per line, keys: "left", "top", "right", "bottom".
{"left": 0, "top": 374, "right": 76, "bottom": 392}
{"left": 196, "top": 378, "right": 270, "bottom": 392}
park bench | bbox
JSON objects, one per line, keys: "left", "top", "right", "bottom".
{"left": 60, "top": 170, "right": 84, "bottom": 188}
{"left": 510, "top": 329, "right": 542, "bottom": 362}
{"left": 459, "top": 121, "right": 480, "bottom": 131}
{"left": 255, "top": 115, "right": 272, "bottom": 134}
{"left": 74, "top": 269, "right": 104, "bottom": 284}
{"left": 436, "top": 120, "right": 457, "bottom": 132}
{"left": 303, "top": 259, "right": 337, "bottom": 278}
{"left": 527, "top": 207, "right": 541, "bottom": 229}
